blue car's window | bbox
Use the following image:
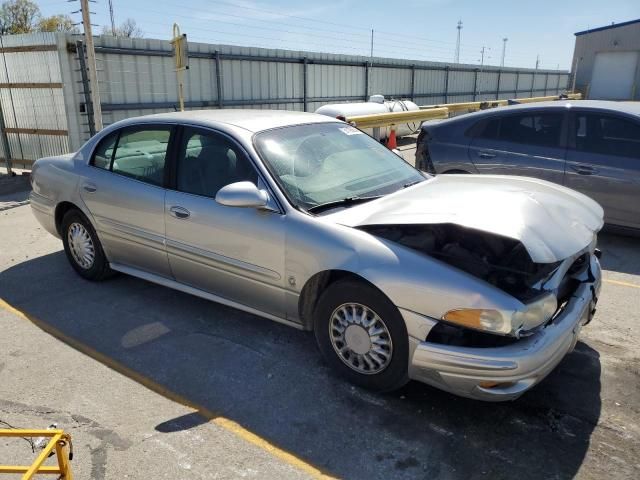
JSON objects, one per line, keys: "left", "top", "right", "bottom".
{"left": 254, "top": 123, "right": 424, "bottom": 210}
{"left": 498, "top": 113, "right": 562, "bottom": 147}
{"left": 574, "top": 114, "right": 640, "bottom": 159}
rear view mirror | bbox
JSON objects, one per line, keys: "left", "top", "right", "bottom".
{"left": 215, "top": 181, "right": 269, "bottom": 208}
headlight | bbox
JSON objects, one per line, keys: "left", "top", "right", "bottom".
{"left": 442, "top": 293, "right": 557, "bottom": 336}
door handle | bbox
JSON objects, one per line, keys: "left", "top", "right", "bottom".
{"left": 477, "top": 151, "right": 496, "bottom": 159}
{"left": 169, "top": 206, "right": 190, "bottom": 219}
{"left": 82, "top": 183, "right": 97, "bottom": 193}
{"left": 570, "top": 164, "right": 597, "bottom": 175}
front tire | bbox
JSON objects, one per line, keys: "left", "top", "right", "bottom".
{"left": 314, "top": 279, "right": 409, "bottom": 392}
{"left": 61, "top": 209, "right": 112, "bottom": 281}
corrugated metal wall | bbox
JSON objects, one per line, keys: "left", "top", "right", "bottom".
{"left": 0, "top": 32, "right": 69, "bottom": 169}
{"left": 0, "top": 32, "right": 570, "bottom": 163}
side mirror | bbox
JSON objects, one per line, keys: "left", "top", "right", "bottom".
{"left": 215, "top": 181, "right": 269, "bottom": 209}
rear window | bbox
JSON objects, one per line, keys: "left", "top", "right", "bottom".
{"left": 474, "top": 113, "right": 563, "bottom": 148}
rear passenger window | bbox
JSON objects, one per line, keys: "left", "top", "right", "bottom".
{"left": 573, "top": 113, "right": 640, "bottom": 159}
{"left": 499, "top": 113, "right": 562, "bottom": 147}
{"left": 91, "top": 132, "right": 118, "bottom": 169}
{"left": 111, "top": 128, "right": 171, "bottom": 186}
{"left": 477, "top": 118, "right": 500, "bottom": 139}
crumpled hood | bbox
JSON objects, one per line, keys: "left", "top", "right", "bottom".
{"left": 323, "top": 174, "right": 604, "bottom": 263}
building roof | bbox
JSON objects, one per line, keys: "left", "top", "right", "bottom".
{"left": 575, "top": 18, "right": 640, "bottom": 36}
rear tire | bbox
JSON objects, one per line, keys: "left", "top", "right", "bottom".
{"left": 314, "top": 279, "right": 409, "bottom": 392}
{"left": 61, "top": 209, "right": 112, "bottom": 281}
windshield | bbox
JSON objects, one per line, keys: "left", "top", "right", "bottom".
{"left": 254, "top": 123, "right": 425, "bottom": 211}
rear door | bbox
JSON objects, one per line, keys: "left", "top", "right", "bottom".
{"left": 79, "top": 124, "right": 174, "bottom": 276}
{"left": 565, "top": 111, "right": 640, "bottom": 228}
{"left": 468, "top": 110, "right": 567, "bottom": 184}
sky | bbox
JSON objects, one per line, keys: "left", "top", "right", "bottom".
{"left": 37, "top": 0, "right": 640, "bottom": 70}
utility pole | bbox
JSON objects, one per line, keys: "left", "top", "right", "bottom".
{"left": 367, "top": 28, "right": 373, "bottom": 98}
{"left": 535, "top": 54, "right": 540, "bottom": 70}
{"left": 108, "top": 0, "right": 116, "bottom": 36}
{"left": 480, "top": 46, "right": 488, "bottom": 68}
{"left": 80, "top": 0, "right": 103, "bottom": 131}
{"left": 454, "top": 20, "right": 462, "bottom": 63}
{"left": 500, "top": 37, "right": 508, "bottom": 67}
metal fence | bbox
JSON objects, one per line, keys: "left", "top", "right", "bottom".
{"left": 0, "top": 32, "right": 570, "bottom": 170}
{"left": 0, "top": 32, "right": 71, "bottom": 171}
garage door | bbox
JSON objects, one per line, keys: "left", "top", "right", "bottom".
{"left": 589, "top": 51, "right": 638, "bottom": 100}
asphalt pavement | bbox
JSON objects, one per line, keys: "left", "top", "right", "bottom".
{"left": 0, "top": 195, "right": 638, "bottom": 479}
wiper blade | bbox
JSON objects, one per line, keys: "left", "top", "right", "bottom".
{"left": 403, "top": 180, "right": 423, "bottom": 188}
{"left": 307, "top": 195, "right": 382, "bottom": 214}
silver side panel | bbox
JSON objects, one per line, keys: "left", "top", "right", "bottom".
{"left": 109, "top": 262, "right": 304, "bottom": 330}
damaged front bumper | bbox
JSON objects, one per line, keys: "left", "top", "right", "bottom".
{"left": 406, "top": 256, "right": 601, "bottom": 401}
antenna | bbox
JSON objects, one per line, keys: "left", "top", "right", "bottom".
{"left": 454, "top": 20, "right": 462, "bottom": 63}
{"left": 500, "top": 37, "right": 508, "bottom": 67}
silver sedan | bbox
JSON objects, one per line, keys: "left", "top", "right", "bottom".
{"left": 30, "top": 110, "right": 603, "bottom": 401}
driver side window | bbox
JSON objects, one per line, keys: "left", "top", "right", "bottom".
{"left": 176, "top": 127, "right": 258, "bottom": 198}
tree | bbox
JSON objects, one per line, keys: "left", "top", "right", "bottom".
{"left": 37, "top": 14, "right": 78, "bottom": 33}
{"left": 102, "top": 18, "right": 143, "bottom": 38}
{"left": 0, "top": 0, "right": 38, "bottom": 34}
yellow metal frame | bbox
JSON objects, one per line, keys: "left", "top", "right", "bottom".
{"left": 345, "top": 93, "right": 582, "bottom": 130}
{"left": 170, "top": 23, "right": 188, "bottom": 112}
{"left": 346, "top": 107, "right": 449, "bottom": 129}
{"left": 0, "top": 429, "right": 73, "bottom": 479}
{"left": 418, "top": 93, "right": 583, "bottom": 113}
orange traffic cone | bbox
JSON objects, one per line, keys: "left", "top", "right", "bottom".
{"left": 386, "top": 126, "right": 397, "bottom": 150}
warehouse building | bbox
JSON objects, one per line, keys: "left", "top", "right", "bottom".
{"left": 571, "top": 18, "right": 640, "bottom": 100}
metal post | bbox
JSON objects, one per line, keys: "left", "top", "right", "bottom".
{"left": 473, "top": 68, "right": 478, "bottom": 101}
{"left": 571, "top": 56, "right": 581, "bottom": 92}
{"left": 530, "top": 72, "right": 535, "bottom": 97}
{"left": 215, "top": 50, "right": 223, "bottom": 108}
{"left": 80, "top": 0, "right": 103, "bottom": 131}
{"left": 515, "top": 71, "right": 520, "bottom": 98}
{"left": 0, "top": 97, "right": 12, "bottom": 175}
{"left": 76, "top": 41, "right": 96, "bottom": 136}
{"left": 544, "top": 72, "right": 549, "bottom": 96}
{"left": 556, "top": 73, "right": 561, "bottom": 94}
{"left": 410, "top": 64, "right": 416, "bottom": 101}
{"left": 495, "top": 70, "right": 501, "bottom": 100}
{"left": 364, "top": 62, "right": 369, "bottom": 100}
{"left": 302, "top": 57, "right": 308, "bottom": 112}
{"left": 444, "top": 66, "right": 449, "bottom": 103}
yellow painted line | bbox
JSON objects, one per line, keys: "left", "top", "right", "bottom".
{"left": 603, "top": 278, "right": 640, "bottom": 289}
{"left": 0, "top": 298, "right": 337, "bottom": 480}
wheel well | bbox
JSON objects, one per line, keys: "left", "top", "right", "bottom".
{"left": 297, "top": 270, "right": 379, "bottom": 330}
{"left": 54, "top": 201, "right": 80, "bottom": 236}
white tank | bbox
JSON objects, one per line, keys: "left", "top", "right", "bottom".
{"left": 315, "top": 96, "right": 420, "bottom": 140}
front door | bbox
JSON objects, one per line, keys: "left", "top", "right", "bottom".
{"left": 79, "top": 125, "right": 174, "bottom": 276}
{"left": 468, "top": 110, "right": 567, "bottom": 184}
{"left": 164, "top": 126, "right": 287, "bottom": 317}
{"left": 565, "top": 111, "right": 640, "bottom": 229}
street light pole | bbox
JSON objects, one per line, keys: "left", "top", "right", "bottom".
{"left": 500, "top": 37, "right": 508, "bottom": 67}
